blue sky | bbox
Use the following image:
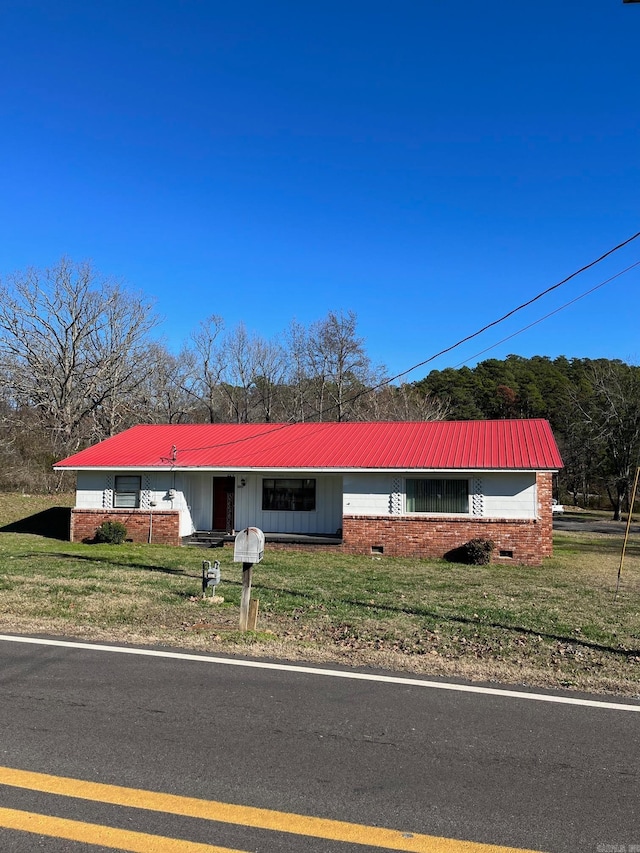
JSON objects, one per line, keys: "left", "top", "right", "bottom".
{"left": 1, "top": 1, "right": 639, "bottom": 380}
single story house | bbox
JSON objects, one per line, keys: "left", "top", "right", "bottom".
{"left": 54, "top": 419, "right": 562, "bottom": 565}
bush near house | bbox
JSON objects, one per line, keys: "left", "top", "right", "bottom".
{"left": 94, "top": 521, "right": 127, "bottom": 544}
{"left": 461, "top": 538, "right": 495, "bottom": 565}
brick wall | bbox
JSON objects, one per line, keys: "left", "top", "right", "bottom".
{"left": 536, "top": 471, "right": 554, "bottom": 558}
{"left": 70, "top": 509, "right": 181, "bottom": 546}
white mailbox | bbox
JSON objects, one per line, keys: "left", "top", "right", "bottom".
{"left": 234, "top": 527, "right": 265, "bottom": 564}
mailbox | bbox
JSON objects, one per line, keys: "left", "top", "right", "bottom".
{"left": 234, "top": 527, "right": 264, "bottom": 564}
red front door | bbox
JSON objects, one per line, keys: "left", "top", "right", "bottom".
{"left": 212, "top": 477, "right": 235, "bottom": 532}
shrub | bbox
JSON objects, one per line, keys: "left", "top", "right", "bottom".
{"left": 94, "top": 520, "right": 127, "bottom": 544}
{"left": 460, "top": 538, "right": 495, "bottom": 565}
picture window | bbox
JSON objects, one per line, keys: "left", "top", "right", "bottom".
{"left": 262, "top": 478, "right": 316, "bottom": 511}
{"left": 406, "top": 478, "right": 469, "bottom": 514}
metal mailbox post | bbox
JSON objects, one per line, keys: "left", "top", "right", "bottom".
{"left": 234, "top": 527, "right": 264, "bottom": 630}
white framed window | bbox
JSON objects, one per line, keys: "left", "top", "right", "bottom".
{"left": 406, "top": 478, "right": 470, "bottom": 514}
{"left": 114, "top": 475, "right": 141, "bottom": 508}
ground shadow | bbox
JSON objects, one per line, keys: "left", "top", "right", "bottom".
{"left": 232, "top": 578, "right": 640, "bottom": 659}
{"left": 24, "top": 551, "right": 198, "bottom": 578}
{"left": 0, "top": 507, "right": 71, "bottom": 540}
{"left": 443, "top": 546, "right": 475, "bottom": 564}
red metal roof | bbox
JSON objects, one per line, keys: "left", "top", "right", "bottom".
{"left": 55, "top": 420, "right": 563, "bottom": 471}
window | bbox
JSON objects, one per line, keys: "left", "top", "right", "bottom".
{"left": 262, "top": 478, "right": 316, "bottom": 511}
{"left": 406, "top": 478, "right": 469, "bottom": 514}
{"left": 114, "top": 475, "right": 141, "bottom": 508}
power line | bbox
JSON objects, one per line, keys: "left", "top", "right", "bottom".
{"left": 173, "top": 230, "right": 640, "bottom": 456}
{"left": 368, "top": 229, "right": 640, "bottom": 390}
{"left": 451, "top": 260, "right": 640, "bottom": 369}
{"left": 177, "top": 420, "right": 333, "bottom": 455}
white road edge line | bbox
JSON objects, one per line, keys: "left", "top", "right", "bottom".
{"left": 1, "top": 633, "right": 638, "bottom": 712}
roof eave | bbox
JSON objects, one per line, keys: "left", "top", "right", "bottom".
{"left": 57, "top": 465, "right": 560, "bottom": 474}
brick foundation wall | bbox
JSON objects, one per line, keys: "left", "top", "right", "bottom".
{"left": 341, "top": 515, "right": 542, "bottom": 564}
{"left": 70, "top": 509, "right": 181, "bottom": 546}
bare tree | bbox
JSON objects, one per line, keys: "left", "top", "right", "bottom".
{"left": 0, "top": 258, "right": 159, "bottom": 455}
{"left": 182, "top": 314, "right": 227, "bottom": 423}
{"left": 214, "top": 324, "right": 289, "bottom": 423}
{"left": 217, "top": 323, "right": 258, "bottom": 423}
{"left": 0, "top": 400, "right": 57, "bottom": 491}
{"left": 252, "top": 336, "right": 288, "bottom": 422}
{"left": 306, "top": 310, "right": 376, "bottom": 421}
{"left": 361, "top": 384, "right": 450, "bottom": 421}
{"left": 131, "top": 343, "right": 196, "bottom": 425}
{"left": 283, "top": 320, "right": 315, "bottom": 421}
{"left": 571, "top": 361, "right": 640, "bottom": 519}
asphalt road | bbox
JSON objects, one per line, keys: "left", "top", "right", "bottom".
{"left": 553, "top": 514, "right": 640, "bottom": 535}
{"left": 1, "top": 635, "right": 639, "bottom": 852}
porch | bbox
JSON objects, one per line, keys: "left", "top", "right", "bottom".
{"left": 182, "top": 530, "right": 344, "bottom": 549}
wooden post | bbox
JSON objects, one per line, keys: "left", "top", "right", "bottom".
{"left": 248, "top": 597, "right": 259, "bottom": 631}
{"left": 239, "top": 562, "right": 253, "bottom": 630}
{"left": 616, "top": 465, "right": 640, "bottom": 599}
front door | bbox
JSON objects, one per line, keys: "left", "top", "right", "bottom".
{"left": 212, "top": 476, "right": 235, "bottom": 532}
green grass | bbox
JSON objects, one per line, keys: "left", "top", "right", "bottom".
{"left": 0, "top": 493, "right": 639, "bottom": 696}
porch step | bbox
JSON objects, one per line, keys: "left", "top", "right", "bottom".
{"left": 182, "top": 531, "right": 230, "bottom": 548}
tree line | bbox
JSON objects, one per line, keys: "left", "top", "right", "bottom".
{"left": 417, "top": 355, "right": 640, "bottom": 518}
{"left": 0, "top": 259, "right": 442, "bottom": 490}
{"left": 2, "top": 258, "right": 638, "bottom": 518}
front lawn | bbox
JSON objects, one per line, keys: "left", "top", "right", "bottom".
{"left": 0, "top": 494, "right": 638, "bottom": 696}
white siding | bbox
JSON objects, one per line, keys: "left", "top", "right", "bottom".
{"left": 179, "top": 472, "right": 213, "bottom": 532}
{"left": 481, "top": 473, "right": 537, "bottom": 518}
{"left": 74, "top": 469, "right": 538, "bottom": 537}
{"left": 342, "top": 471, "right": 537, "bottom": 519}
{"left": 75, "top": 471, "right": 195, "bottom": 536}
{"left": 235, "top": 474, "right": 343, "bottom": 535}
{"left": 75, "top": 472, "right": 107, "bottom": 508}
{"left": 343, "top": 473, "right": 394, "bottom": 516}
{"left": 158, "top": 473, "right": 194, "bottom": 536}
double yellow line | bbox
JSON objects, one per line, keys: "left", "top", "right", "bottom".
{"left": 0, "top": 766, "right": 543, "bottom": 853}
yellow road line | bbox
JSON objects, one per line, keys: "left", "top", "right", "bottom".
{"left": 0, "top": 765, "right": 544, "bottom": 853}
{"left": 0, "top": 807, "right": 247, "bottom": 853}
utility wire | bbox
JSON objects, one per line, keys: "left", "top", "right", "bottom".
{"left": 177, "top": 420, "right": 332, "bottom": 455}
{"left": 451, "top": 260, "right": 640, "bottom": 369}
{"left": 174, "top": 230, "right": 640, "bottom": 456}
{"left": 363, "top": 229, "right": 640, "bottom": 393}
